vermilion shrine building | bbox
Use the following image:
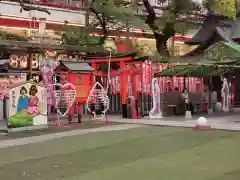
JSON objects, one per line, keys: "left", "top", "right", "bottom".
{"left": 1, "top": 0, "right": 237, "bottom": 119}
{"left": 82, "top": 52, "right": 203, "bottom": 118}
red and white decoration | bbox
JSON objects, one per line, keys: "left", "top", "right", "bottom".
{"left": 54, "top": 83, "right": 76, "bottom": 117}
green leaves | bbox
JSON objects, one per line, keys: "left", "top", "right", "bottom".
{"left": 170, "top": 0, "right": 194, "bottom": 13}
{"left": 152, "top": 51, "right": 170, "bottom": 63}
{"left": 153, "top": 0, "right": 191, "bottom": 37}
{"left": 174, "top": 22, "right": 188, "bottom": 35}
{"left": 206, "top": 0, "right": 236, "bottom": 19}
{"left": 91, "top": 0, "right": 147, "bottom": 29}
{"left": 0, "top": 31, "right": 27, "bottom": 41}
{"left": 62, "top": 27, "right": 101, "bottom": 46}
{"left": 64, "top": 0, "right": 238, "bottom": 57}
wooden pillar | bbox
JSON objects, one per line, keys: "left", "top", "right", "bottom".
{"left": 0, "top": 99, "right": 3, "bottom": 121}
{"left": 77, "top": 102, "right": 82, "bottom": 123}
{"left": 120, "top": 61, "right": 127, "bottom": 118}
{"left": 28, "top": 52, "right": 33, "bottom": 80}
{"left": 90, "top": 63, "right": 97, "bottom": 116}
{"left": 131, "top": 74, "right": 137, "bottom": 118}
{"left": 91, "top": 63, "right": 97, "bottom": 87}
{"left": 52, "top": 107, "right": 57, "bottom": 126}
{"left": 232, "top": 77, "right": 235, "bottom": 106}
{"left": 116, "top": 93, "right": 119, "bottom": 112}
{"left": 68, "top": 105, "right": 74, "bottom": 124}
{"left": 208, "top": 76, "right": 212, "bottom": 112}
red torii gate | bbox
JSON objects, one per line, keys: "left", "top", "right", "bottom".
{"left": 117, "top": 64, "right": 142, "bottom": 119}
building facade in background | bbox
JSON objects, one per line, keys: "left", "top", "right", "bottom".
{"left": 0, "top": 0, "right": 196, "bottom": 55}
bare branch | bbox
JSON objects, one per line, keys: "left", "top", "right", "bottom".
{"left": 142, "top": 0, "right": 174, "bottom": 56}
{"left": 0, "top": 0, "right": 51, "bottom": 14}
{"left": 142, "top": 0, "right": 158, "bottom": 30}
{"left": 89, "top": 1, "right": 108, "bottom": 44}
{"left": 107, "top": 19, "right": 126, "bottom": 30}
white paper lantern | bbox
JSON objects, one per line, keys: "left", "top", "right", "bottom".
{"left": 197, "top": 117, "right": 207, "bottom": 125}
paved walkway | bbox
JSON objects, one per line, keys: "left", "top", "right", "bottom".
{"left": 0, "top": 124, "right": 142, "bottom": 149}
{"left": 102, "top": 114, "right": 240, "bottom": 131}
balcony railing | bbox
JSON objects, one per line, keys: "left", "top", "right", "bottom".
{"left": 0, "top": 1, "right": 86, "bottom": 25}
{"left": 28, "top": 0, "right": 88, "bottom": 10}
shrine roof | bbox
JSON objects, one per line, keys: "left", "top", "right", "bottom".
{"left": 155, "top": 64, "right": 235, "bottom": 77}
{"left": 59, "top": 61, "right": 94, "bottom": 72}
{"left": 185, "top": 17, "right": 219, "bottom": 45}
{"left": 183, "top": 29, "right": 231, "bottom": 57}
{"left": 202, "top": 41, "right": 240, "bottom": 62}
{"left": 184, "top": 15, "right": 240, "bottom": 47}
{"left": 180, "top": 41, "right": 240, "bottom": 63}
{"left": 185, "top": 18, "right": 232, "bottom": 45}
{"left": 168, "top": 56, "right": 202, "bottom": 64}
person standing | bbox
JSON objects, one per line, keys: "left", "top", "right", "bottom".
{"left": 181, "top": 88, "right": 189, "bottom": 111}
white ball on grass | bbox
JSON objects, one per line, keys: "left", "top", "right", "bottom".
{"left": 197, "top": 117, "right": 207, "bottom": 125}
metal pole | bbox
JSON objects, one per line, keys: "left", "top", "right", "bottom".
{"left": 208, "top": 76, "right": 213, "bottom": 113}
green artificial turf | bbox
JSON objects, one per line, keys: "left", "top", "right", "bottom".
{"left": 0, "top": 121, "right": 120, "bottom": 140}
{"left": 0, "top": 126, "right": 239, "bottom": 180}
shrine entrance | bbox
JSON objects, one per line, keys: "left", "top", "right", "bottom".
{"left": 119, "top": 65, "right": 142, "bottom": 118}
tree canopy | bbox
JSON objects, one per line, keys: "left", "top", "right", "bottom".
{"left": 63, "top": 0, "right": 237, "bottom": 57}
{"left": 63, "top": 0, "right": 148, "bottom": 48}
{"left": 1, "top": 0, "right": 237, "bottom": 57}
{"left": 142, "top": 0, "right": 236, "bottom": 56}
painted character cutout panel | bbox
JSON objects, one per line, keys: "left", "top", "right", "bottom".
{"left": 28, "top": 85, "right": 39, "bottom": 115}
{"left": 17, "top": 86, "right": 28, "bottom": 113}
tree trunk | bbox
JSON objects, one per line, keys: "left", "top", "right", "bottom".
{"left": 90, "top": 1, "right": 108, "bottom": 45}
{"left": 142, "top": 0, "right": 174, "bottom": 56}
{"left": 154, "top": 32, "right": 170, "bottom": 56}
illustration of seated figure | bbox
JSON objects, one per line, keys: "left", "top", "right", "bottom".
{"left": 28, "top": 85, "right": 39, "bottom": 115}
{"left": 17, "top": 86, "right": 28, "bottom": 112}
